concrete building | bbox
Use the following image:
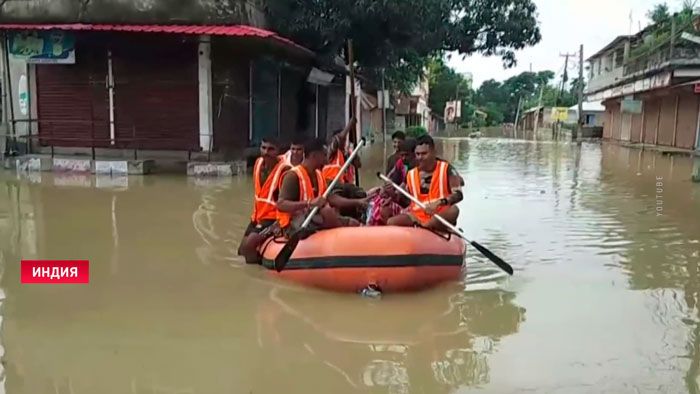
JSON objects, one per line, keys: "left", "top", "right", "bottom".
{"left": 394, "top": 77, "right": 431, "bottom": 131}
{"left": 0, "top": 23, "right": 366, "bottom": 177}
{"left": 569, "top": 101, "right": 605, "bottom": 127}
{"left": 585, "top": 27, "right": 700, "bottom": 151}
{"left": 520, "top": 106, "right": 576, "bottom": 131}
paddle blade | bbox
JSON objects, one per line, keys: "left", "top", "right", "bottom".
{"left": 274, "top": 234, "right": 300, "bottom": 272}
{"left": 470, "top": 240, "right": 514, "bottom": 276}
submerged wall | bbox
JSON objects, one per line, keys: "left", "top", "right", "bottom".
{"left": 0, "top": 0, "right": 267, "bottom": 26}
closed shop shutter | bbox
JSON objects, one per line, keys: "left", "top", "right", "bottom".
{"left": 112, "top": 37, "right": 198, "bottom": 150}
{"left": 612, "top": 102, "right": 622, "bottom": 140}
{"left": 674, "top": 91, "right": 698, "bottom": 149}
{"left": 642, "top": 98, "right": 660, "bottom": 144}
{"left": 630, "top": 113, "right": 643, "bottom": 142}
{"left": 603, "top": 107, "right": 612, "bottom": 138}
{"left": 36, "top": 40, "right": 109, "bottom": 148}
{"left": 658, "top": 95, "right": 676, "bottom": 146}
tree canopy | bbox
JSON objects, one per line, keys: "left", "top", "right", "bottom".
{"left": 266, "top": 0, "right": 542, "bottom": 93}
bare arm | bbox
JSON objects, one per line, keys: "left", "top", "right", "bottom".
{"left": 444, "top": 168, "right": 464, "bottom": 205}
{"left": 276, "top": 173, "right": 308, "bottom": 214}
{"left": 328, "top": 192, "right": 368, "bottom": 210}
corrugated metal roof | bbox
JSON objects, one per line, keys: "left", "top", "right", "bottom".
{"left": 0, "top": 23, "right": 313, "bottom": 56}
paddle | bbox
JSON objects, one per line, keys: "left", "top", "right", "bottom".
{"left": 347, "top": 39, "right": 361, "bottom": 187}
{"left": 377, "top": 172, "right": 514, "bottom": 276}
{"left": 274, "top": 137, "right": 368, "bottom": 272}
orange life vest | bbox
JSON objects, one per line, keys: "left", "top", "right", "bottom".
{"left": 406, "top": 160, "right": 451, "bottom": 224}
{"left": 279, "top": 150, "right": 303, "bottom": 167}
{"left": 251, "top": 157, "right": 288, "bottom": 223}
{"left": 279, "top": 151, "right": 293, "bottom": 167}
{"left": 322, "top": 149, "right": 347, "bottom": 183}
{"left": 277, "top": 165, "right": 327, "bottom": 229}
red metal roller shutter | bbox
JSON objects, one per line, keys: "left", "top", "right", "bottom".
{"left": 36, "top": 42, "right": 109, "bottom": 148}
{"left": 111, "top": 36, "right": 199, "bottom": 151}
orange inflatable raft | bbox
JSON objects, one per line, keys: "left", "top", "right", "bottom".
{"left": 259, "top": 226, "right": 466, "bottom": 293}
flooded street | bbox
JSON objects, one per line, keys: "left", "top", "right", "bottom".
{"left": 1, "top": 133, "right": 700, "bottom": 394}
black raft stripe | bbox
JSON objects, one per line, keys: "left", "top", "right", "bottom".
{"left": 262, "top": 254, "right": 465, "bottom": 271}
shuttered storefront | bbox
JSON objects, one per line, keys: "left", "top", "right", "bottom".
{"left": 211, "top": 42, "right": 250, "bottom": 156}
{"left": 36, "top": 38, "right": 110, "bottom": 147}
{"left": 36, "top": 34, "right": 198, "bottom": 151}
{"left": 111, "top": 36, "right": 198, "bottom": 150}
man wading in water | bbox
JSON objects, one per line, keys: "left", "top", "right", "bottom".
{"left": 387, "top": 134, "right": 463, "bottom": 230}
{"left": 238, "top": 137, "right": 290, "bottom": 263}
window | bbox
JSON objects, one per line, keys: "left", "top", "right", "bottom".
{"left": 615, "top": 47, "right": 624, "bottom": 68}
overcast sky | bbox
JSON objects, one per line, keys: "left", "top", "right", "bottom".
{"left": 447, "top": 0, "right": 677, "bottom": 88}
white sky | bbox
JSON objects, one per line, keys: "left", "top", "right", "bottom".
{"left": 447, "top": 0, "right": 678, "bottom": 88}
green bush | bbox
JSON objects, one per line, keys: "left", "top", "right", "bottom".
{"left": 405, "top": 126, "right": 428, "bottom": 137}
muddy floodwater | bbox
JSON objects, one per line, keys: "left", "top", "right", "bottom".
{"left": 1, "top": 132, "right": 700, "bottom": 394}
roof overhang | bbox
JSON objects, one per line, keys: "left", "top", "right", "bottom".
{"left": 0, "top": 23, "right": 314, "bottom": 57}
{"left": 586, "top": 35, "right": 630, "bottom": 62}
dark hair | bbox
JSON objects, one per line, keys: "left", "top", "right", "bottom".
{"left": 262, "top": 136, "right": 280, "bottom": 147}
{"left": 399, "top": 138, "right": 416, "bottom": 153}
{"left": 332, "top": 128, "right": 344, "bottom": 136}
{"left": 391, "top": 131, "right": 406, "bottom": 140}
{"left": 415, "top": 134, "right": 434, "bottom": 149}
{"left": 291, "top": 135, "right": 306, "bottom": 146}
{"left": 304, "top": 137, "right": 327, "bottom": 155}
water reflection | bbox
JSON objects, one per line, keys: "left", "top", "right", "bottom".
{"left": 0, "top": 135, "right": 699, "bottom": 393}
{"left": 253, "top": 285, "right": 525, "bottom": 393}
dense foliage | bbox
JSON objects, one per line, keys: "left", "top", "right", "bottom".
{"left": 266, "top": 0, "right": 542, "bottom": 93}
{"left": 425, "top": 64, "right": 583, "bottom": 127}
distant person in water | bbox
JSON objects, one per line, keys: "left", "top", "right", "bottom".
{"left": 385, "top": 130, "right": 406, "bottom": 174}
{"left": 280, "top": 136, "right": 305, "bottom": 167}
{"left": 387, "top": 134, "right": 463, "bottom": 230}
{"left": 237, "top": 137, "right": 289, "bottom": 263}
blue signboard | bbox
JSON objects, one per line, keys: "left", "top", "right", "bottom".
{"left": 8, "top": 30, "right": 75, "bottom": 64}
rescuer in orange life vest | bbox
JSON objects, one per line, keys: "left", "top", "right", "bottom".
{"left": 387, "top": 134, "right": 463, "bottom": 231}
{"left": 237, "top": 137, "right": 290, "bottom": 262}
{"left": 277, "top": 137, "right": 362, "bottom": 236}
{"left": 322, "top": 117, "right": 369, "bottom": 219}
{"left": 280, "top": 135, "right": 304, "bottom": 167}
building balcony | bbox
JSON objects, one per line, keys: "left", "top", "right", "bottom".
{"left": 587, "top": 67, "right": 625, "bottom": 94}
{"left": 623, "top": 42, "right": 700, "bottom": 77}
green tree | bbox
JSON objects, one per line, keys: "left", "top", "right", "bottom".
{"left": 267, "top": 0, "right": 542, "bottom": 93}
{"left": 427, "top": 57, "right": 474, "bottom": 123}
{"left": 648, "top": 2, "right": 671, "bottom": 24}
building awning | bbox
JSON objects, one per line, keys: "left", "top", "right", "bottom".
{"left": 0, "top": 23, "right": 314, "bottom": 56}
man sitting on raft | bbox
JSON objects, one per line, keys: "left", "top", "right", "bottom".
{"left": 237, "top": 137, "right": 290, "bottom": 263}
{"left": 387, "top": 134, "right": 463, "bottom": 230}
{"left": 322, "top": 117, "right": 370, "bottom": 220}
{"left": 277, "top": 137, "right": 360, "bottom": 237}
{"left": 280, "top": 136, "right": 304, "bottom": 167}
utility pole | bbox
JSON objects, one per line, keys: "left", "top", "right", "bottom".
{"left": 533, "top": 84, "right": 544, "bottom": 135}
{"left": 514, "top": 96, "right": 523, "bottom": 138}
{"left": 555, "top": 52, "right": 576, "bottom": 138}
{"left": 575, "top": 44, "right": 584, "bottom": 141}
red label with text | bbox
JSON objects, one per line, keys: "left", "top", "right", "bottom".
{"left": 21, "top": 260, "right": 90, "bottom": 283}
